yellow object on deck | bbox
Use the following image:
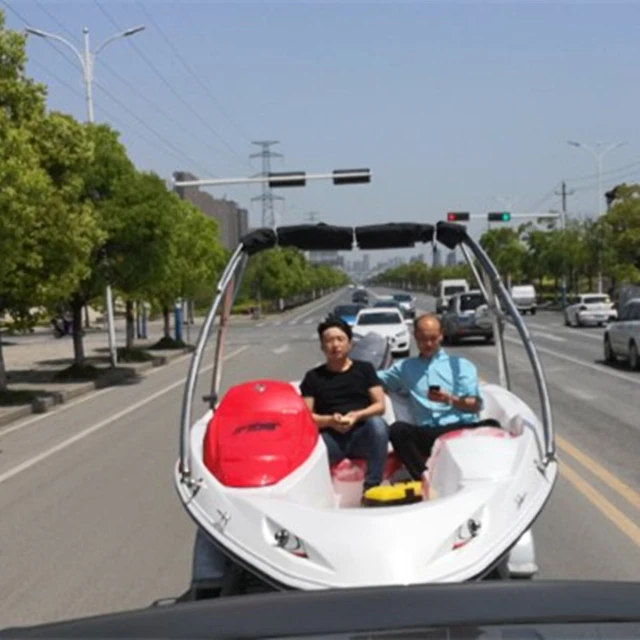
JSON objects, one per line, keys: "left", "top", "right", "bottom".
{"left": 362, "top": 481, "right": 423, "bottom": 507}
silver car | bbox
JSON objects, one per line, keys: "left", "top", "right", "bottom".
{"left": 391, "top": 292, "right": 416, "bottom": 319}
{"left": 604, "top": 298, "right": 640, "bottom": 369}
{"left": 441, "top": 290, "right": 494, "bottom": 344}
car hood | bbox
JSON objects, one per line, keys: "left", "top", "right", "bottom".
{"left": 353, "top": 324, "right": 407, "bottom": 338}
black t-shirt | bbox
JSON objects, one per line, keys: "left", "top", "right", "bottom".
{"left": 299, "top": 359, "right": 381, "bottom": 416}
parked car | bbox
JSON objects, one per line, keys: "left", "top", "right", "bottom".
{"left": 564, "top": 293, "right": 617, "bottom": 327}
{"left": 603, "top": 297, "right": 640, "bottom": 370}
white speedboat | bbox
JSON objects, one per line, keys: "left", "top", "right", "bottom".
{"left": 174, "top": 221, "right": 558, "bottom": 597}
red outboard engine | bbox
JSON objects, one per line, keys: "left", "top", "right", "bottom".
{"left": 203, "top": 380, "right": 319, "bottom": 488}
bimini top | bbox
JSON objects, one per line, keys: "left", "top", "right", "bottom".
{"left": 240, "top": 221, "right": 468, "bottom": 256}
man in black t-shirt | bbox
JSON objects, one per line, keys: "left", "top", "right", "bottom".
{"left": 299, "top": 318, "right": 389, "bottom": 490}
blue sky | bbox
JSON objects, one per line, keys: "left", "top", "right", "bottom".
{"left": 4, "top": 0, "right": 640, "bottom": 262}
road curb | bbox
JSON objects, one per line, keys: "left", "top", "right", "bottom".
{"left": 0, "top": 347, "right": 193, "bottom": 429}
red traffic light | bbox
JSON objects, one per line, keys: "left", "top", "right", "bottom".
{"left": 447, "top": 212, "right": 470, "bottom": 222}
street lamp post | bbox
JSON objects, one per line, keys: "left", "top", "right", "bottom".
{"left": 567, "top": 140, "right": 626, "bottom": 294}
{"left": 26, "top": 24, "right": 146, "bottom": 367}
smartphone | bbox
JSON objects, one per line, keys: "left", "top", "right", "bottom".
{"left": 428, "top": 385, "right": 441, "bottom": 392}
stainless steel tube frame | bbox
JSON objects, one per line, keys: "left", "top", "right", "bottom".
{"left": 209, "top": 254, "right": 248, "bottom": 405}
{"left": 459, "top": 235, "right": 555, "bottom": 462}
{"left": 459, "top": 244, "right": 511, "bottom": 390}
{"left": 179, "top": 245, "right": 246, "bottom": 479}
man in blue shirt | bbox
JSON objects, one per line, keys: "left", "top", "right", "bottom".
{"left": 377, "top": 313, "right": 493, "bottom": 482}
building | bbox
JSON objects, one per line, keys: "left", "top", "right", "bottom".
{"left": 173, "top": 171, "right": 249, "bottom": 251}
{"left": 432, "top": 246, "right": 442, "bottom": 269}
{"left": 308, "top": 250, "right": 345, "bottom": 268}
{"left": 446, "top": 250, "right": 457, "bottom": 267}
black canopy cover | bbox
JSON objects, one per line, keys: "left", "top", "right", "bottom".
{"left": 240, "top": 221, "right": 468, "bottom": 256}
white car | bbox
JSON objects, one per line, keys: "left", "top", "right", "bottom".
{"left": 510, "top": 284, "right": 537, "bottom": 315}
{"left": 604, "top": 298, "right": 640, "bottom": 370}
{"left": 564, "top": 293, "right": 617, "bottom": 327}
{"left": 353, "top": 308, "right": 410, "bottom": 358}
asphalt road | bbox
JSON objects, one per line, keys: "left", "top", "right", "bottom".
{"left": 1, "top": 287, "right": 639, "bottom": 629}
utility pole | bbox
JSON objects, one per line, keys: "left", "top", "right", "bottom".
{"left": 304, "top": 211, "right": 320, "bottom": 223}
{"left": 250, "top": 141, "right": 283, "bottom": 228}
{"left": 555, "top": 181, "right": 574, "bottom": 230}
{"left": 555, "top": 181, "right": 574, "bottom": 307}
{"left": 25, "top": 23, "right": 145, "bottom": 368}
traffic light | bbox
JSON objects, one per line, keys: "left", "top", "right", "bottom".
{"left": 487, "top": 212, "right": 511, "bottom": 222}
{"left": 446, "top": 212, "right": 470, "bottom": 222}
{"left": 268, "top": 172, "right": 306, "bottom": 188}
{"left": 332, "top": 168, "right": 371, "bottom": 185}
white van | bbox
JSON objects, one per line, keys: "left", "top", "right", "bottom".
{"left": 436, "top": 279, "right": 469, "bottom": 313}
{"left": 510, "top": 284, "right": 537, "bottom": 315}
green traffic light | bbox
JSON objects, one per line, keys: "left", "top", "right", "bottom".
{"left": 487, "top": 211, "right": 511, "bottom": 222}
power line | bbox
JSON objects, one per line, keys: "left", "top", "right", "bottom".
{"left": 135, "top": 0, "right": 254, "bottom": 144}
{"left": 32, "top": 0, "right": 222, "bottom": 164}
{"left": 250, "top": 140, "right": 283, "bottom": 228}
{"left": 6, "top": 0, "right": 214, "bottom": 176}
{"left": 3, "top": 0, "right": 82, "bottom": 73}
{"left": 93, "top": 0, "right": 251, "bottom": 171}
{"left": 95, "top": 81, "right": 214, "bottom": 176}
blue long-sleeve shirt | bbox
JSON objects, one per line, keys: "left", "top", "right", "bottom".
{"left": 377, "top": 349, "right": 481, "bottom": 427}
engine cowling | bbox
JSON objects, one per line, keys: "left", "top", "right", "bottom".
{"left": 203, "top": 380, "right": 318, "bottom": 488}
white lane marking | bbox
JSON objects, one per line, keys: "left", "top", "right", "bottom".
{"left": 0, "top": 346, "right": 250, "bottom": 486}
{"left": 273, "top": 320, "right": 282, "bottom": 326}
{"left": 564, "top": 386, "right": 597, "bottom": 402}
{"left": 303, "top": 318, "right": 313, "bottom": 325}
{"left": 287, "top": 290, "right": 342, "bottom": 324}
{"left": 531, "top": 331, "right": 566, "bottom": 343}
{"left": 272, "top": 344, "right": 290, "bottom": 355}
{"left": 526, "top": 322, "right": 552, "bottom": 331}
{"left": 559, "top": 328, "right": 603, "bottom": 341}
{"left": 0, "top": 346, "right": 210, "bottom": 439}
{"left": 503, "top": 336, "right": 640, "bottom": 387}
{"left": 256, "top": 322, "right": 265, "bottom": 328}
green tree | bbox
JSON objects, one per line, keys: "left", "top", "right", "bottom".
{"left": 0, "top": 17, "right": 101, "bottom": 387}
{"left": 60, "top": 122, "right": 137, "bottom": 364}
{"left": 600, "top": 184, "right": 640, "bottom": 290}
{"left": 152, "top": 199, "right": 226, "bottom": 339}
{"left": 101, "top": 171, "right": 183, "bottom": 349}
{"left": 479, "top": 227, "right": 526, "bottom": 286}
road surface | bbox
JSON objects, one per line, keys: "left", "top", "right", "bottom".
{"left": 1, "top": 288, "right": 639, "bottom": 628}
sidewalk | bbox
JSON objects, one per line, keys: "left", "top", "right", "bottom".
{"left": 0, "top": 300, "right": 322, "bottom": 429}
{"left": 0, "top": 317, "right": 205, "bottom": 428}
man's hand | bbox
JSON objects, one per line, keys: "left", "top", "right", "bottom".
{"left": 427, "top": 388, "right": 452, "bottom": 405}
{"left": 342, "top": 411, "right": 360, "bottom": 427}
{"left": 329, "top": 412, "right": 358, "bottom": 433}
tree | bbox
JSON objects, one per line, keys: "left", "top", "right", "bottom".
{"left": 102, "top": 171, "right": 183, "bottom": 349}
{"left": 59, "top": 122, "right": 136, "bottom": 365}
{"left": 479, "top": 228, "right": 527, "bottom": 286}
{"left": 151, "top": 199, "right": 226, "bottom": 340}
{"left": 0, "top": 17, "right": 101, "bottom": 388}
{"left": 600, "top": 184, "right": 640, "bottom": 290}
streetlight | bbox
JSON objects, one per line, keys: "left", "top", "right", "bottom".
{"left": 26, "top": 24, "right": 146, "bottom": 367}
{"left": 567, "top": 139, "right": 626, "bottom": 294}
